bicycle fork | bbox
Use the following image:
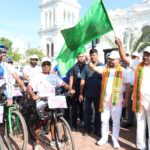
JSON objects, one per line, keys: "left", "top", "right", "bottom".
{"left": 8, "top": 106, "right": 18, "bottom": 133}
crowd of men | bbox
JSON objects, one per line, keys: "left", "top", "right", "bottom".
{"left": 0, "top": 37, "right": 150, "bottom": 150}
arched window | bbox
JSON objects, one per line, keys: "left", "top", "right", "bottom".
{"left": 51, "top": 43, "right": 54, "bottom": 57}
{"left": 72, "top": 13, "right": 74, "bottom": 24}
{"left": 45, "top": 12, "right": 48, "bottom": 29}
{"left": 49, "top": 11, "right": 52, "bottom": 27}
{"left": 64, "top": 10, "right": 66, "bottom": 24}
{"left": 68, "top": 12, "right": 71, "bottom": 24}
{"left": 46, "top": 43, "right": 50, "bottom": 56}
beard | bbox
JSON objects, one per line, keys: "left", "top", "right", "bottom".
{"left": 31, "top": 62, "right": 37, "bottom": 67}
{"left": 109, "top": 63, "right": 114, "bottom": 68}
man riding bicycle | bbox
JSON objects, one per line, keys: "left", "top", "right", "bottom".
{"left": 27, "top": 57, "right": 75, "bottom": 150}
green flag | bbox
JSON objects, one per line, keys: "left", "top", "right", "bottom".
{"left": 61, "top": 0, "right": 113, "bottom": 50}
{"left": 57, "top": 44, "right": 85, "bottom": 76}
{"left": 57, "top": 0, "right": 113, "bottom": 76}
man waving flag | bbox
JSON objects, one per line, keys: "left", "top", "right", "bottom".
{"left": 57, "top": 0, "right": 113, "bottom": 76}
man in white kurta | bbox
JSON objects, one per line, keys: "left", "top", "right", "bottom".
{"left": 116, "top": 38, "right": 150, "bottom": 150}
{"left": 134, "top": 48, "right": 150, "bottom": 150}
{"left": 89, "top": 51, "right": 130, "bottom": 149}
{"left": 23, "top": 55, "right": 42, "bottom": 82}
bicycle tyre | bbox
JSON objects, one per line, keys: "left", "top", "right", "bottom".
{"left": 54, "top": 116, "right": 76, "bottom": 150}
{"left": 0, "top": 135, "right": 5, "bottom": 150}
{"left": 5, "top": 110, "right": 28, "bottom": 150}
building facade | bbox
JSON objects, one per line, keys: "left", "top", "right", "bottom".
{"left": 39, "top": 0, "right": 80, "bottom": 60}
{"left": 39, "top": 0, "right": 150, "bottom": 63}
{"left": 108, "top": 0, "right": 150, "bottom": 51}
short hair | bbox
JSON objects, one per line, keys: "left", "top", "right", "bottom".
{"left": 89, "top": 48, "right": 98, "bottom": 55}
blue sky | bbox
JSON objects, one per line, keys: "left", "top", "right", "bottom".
{"left": 0, "top": 0, "right": 143, "bottom": 48}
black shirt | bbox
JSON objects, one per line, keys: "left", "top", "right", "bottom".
{"left": 70, "top": 62, "right": 86, "bottom": 96}
{"left": 81, "top": 62, "right": 103, "bottom": 97}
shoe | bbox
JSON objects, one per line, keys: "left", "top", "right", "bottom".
{"left": 94, "top": 130, "right": 101, "bottom": 137}
{"left": 83, "top": 132, "right": 89, "bottom": 136}
{"left": 34, "top": 144, "right": 41, "bottom": 150}
{"left": 50, "top": 140, "right": 64, "bottom": 148}
{"left": 96, "top": 137, "right": 108, "bottom": 146}
{"left": 122, "top": 122, "right": 133, "bottom": 128}
{"left": 112, "top": 139, "right": 120, "bottom": 149}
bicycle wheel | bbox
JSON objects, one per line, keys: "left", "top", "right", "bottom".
{"left": 54, "top": 116, "right": 76, "bottom": 150}
{"left": 5, "top": 110, "right": 28, "bottom": 150}
{"left": 0, "top": 135, "right": 5, "bottom": 150}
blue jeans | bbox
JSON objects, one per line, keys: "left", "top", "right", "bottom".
{"left": 84, "top": 96, "right": 101, "bottom": 133}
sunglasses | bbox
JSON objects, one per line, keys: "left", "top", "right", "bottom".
{"left": 31, "top": 58, "right": 38, "bottom": 61}
{"left": 42, "top": 61, "right": 51, "bottom": 67}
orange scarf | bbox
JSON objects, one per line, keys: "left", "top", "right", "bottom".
{"left": 99, "top": 65, "right": 123, "bottom": 112}
{"left": 132, "top": 63, "right": 144, "bottom": 112}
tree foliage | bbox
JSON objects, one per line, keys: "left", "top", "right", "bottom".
{"left": 7, "top": 49, "right": 22, "bottom": 62}
{"left": 0, "top": 37, "right": 12, "bottom": 50}
{"left": 127, "top": 25, "right": 150, "bottom": 53}
{"left": 25, "top": 48, "right": 45, "bottom": 60}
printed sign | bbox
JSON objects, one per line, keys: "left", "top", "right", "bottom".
{"left": 48, "top": 96, "right": 67, "bottom": 109}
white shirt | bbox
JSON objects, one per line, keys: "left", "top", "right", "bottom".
{"left": 98, "top": 66, "right": 130, "bottom": 103}
{"left": 29, "top": 73, "right": 64, "bottom": 97}
{"left": 141, "top": 66, "right": 150, "bottom": 104}
{"left": 0, "top": 62, "right": 17, "bottom": 98}
{"left": 127, "top": 67, "right": 134, "bottom": 86}
{"left": 23, "top": 64, "right": 42, "bottom": 81}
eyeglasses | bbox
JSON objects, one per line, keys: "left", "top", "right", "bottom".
{"left": 131, "top": 56, "right": 136, "bottom": 59}
{"left": 42, "top": 62, "right": 51, "bottom": 67}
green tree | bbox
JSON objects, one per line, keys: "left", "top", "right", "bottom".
{"left": 25, "top": 48, "right": 45, "bottom": 60}
{"left": 0, "top": 37, "right": 12, "bottom": 50}
{"left": 7, "top": 49, "right": 22, "bottom": 62}
{"left": 126, "top": 25, "right": 150, "bottom": 53}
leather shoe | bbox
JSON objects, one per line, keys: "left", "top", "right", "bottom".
{"left": 122, "top": 122, "right": 133, "bottom": 128}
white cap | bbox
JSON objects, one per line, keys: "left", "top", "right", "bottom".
{"left": 41, "top": 57, "right": 51, "bottom": 64}
{"left": 30, "top": 54, "right": 38, "bottom": 59}
{"left": 109, "top": 51, "right": 120, "bottom": 59}
{"left": 132, "top": 51, "right": 140, "bottom": 58}
{"left": 143, "top": 46, "right": 150, "bottom": 53}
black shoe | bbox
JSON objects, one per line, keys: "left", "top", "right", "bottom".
{"left": 94, "top": 131, "right": 101, "bottom": 137}
{"left": 122, "top": 123, "right": 133, "bottom": 128}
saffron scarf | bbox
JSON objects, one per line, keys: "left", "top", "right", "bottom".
{"left": 99, "top": 65, "right": 123, "bottom": 112}
{"left": 132, "top": 63, "right": 144, "bottom": 112}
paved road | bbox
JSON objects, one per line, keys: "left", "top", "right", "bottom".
{"left": 27, "top": 125, "right": 137, "bottom": 150}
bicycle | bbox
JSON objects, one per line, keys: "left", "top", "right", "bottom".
{"left": 27, "top": 95, "right": 76, "bottom": 150}
{"left": 0, "top": 100, "right": 6, "bottom": 150}
{"left": 0, "top": 94, "right": 28, "bottom": 150}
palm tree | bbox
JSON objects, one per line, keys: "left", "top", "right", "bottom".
{"left": 127, "top": 25, "right": 150, "bottom": 53}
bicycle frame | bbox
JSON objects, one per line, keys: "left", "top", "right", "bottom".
{"left": 7, "top": 104, "right": 18, "bottom": 133}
